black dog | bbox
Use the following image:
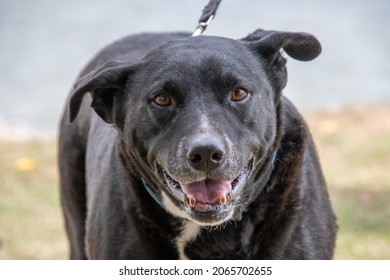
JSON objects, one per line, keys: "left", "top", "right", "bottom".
{"left": 59, "top": 29, "right": 337, "bottom": 259}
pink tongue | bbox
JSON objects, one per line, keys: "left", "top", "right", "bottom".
{"left": 180, "top": 179, "right": 232, "bottom": 203}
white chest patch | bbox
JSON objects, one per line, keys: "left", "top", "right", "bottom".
{"left": 161, "top": 192, "right": 187, "bottom": 219}
{"left": 176, "top": 221, "right": 201, "bottom": 260}
{"left": 161, "top": 193, "right": 201, "bottom": 259}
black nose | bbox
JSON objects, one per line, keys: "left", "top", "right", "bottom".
{"left": 187, "top": 137, "right": 225, "bottom": 171}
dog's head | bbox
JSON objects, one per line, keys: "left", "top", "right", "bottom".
{"left": 68, "top": 29, "right": 321, "bottom": 226}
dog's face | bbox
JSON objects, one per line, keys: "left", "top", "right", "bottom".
{"left": 127, "top": 36, "right": 277, "bottom": 225}
{"left": 69, "top": 29, "right": 321, "bottom": 226}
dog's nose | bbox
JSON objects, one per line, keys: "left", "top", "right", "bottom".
{"left": 187, "top": 137, "right": 225, "bottom": 171}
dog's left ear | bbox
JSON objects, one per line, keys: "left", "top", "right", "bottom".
{"left": 242, "top": 29, "right": 321, "bottom": 61}
{"left": 241, "top": 29, "right": 321, "bottom": 92}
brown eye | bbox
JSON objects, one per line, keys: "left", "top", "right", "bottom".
{"left": 153, "top": 93, "right": 172, "bottom": 106}
{"left": 230, "top": 87, "right": 249, "bottom": 102}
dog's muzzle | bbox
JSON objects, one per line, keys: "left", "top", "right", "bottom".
{"left": 157, "top": 158, "right": 254, "bottom": 226}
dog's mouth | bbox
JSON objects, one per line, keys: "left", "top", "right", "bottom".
{"left": 181, "top": 179, "right": 234, "bottom": 212}
{"left": 157, "top": 160, "right": 253, "bottom": 225}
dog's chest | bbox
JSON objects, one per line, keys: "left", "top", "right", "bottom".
{"left": 176, "top": 222, "right": 251, "bottom": 259}
{"left": 175, "top": 222, "right": 201, "bottom": 259}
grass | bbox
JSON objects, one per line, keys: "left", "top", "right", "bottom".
{"left": 308, "top": 105, "right": 390, "bottom": 259}
{"left": 0, "top": 105, "right": 389, "bottom": 259}
{"left": 0, "top": 141, "right": 67, "bottom": 259}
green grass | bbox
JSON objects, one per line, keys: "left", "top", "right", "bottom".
{"left": 0, "top": 105, "right": 389, "bottom": 259}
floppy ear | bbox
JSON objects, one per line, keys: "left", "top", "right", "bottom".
{"left": 68, "top": 60, "right": 138, "bottom": 123}
{"left": 242, "top": 29, "right": 321, "bottom": 61}
{"left": 241, "top": 29, "right": 321, "bottom": 92}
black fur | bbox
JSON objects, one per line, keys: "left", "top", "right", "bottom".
{"left": 59, "top": 29, "right": 337, "bottom": 259}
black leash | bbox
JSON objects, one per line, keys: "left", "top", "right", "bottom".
{"left": 192, "top": 0, "right": 222, "bottom": 36}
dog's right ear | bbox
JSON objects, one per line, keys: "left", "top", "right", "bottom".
{"left": 68, "top": 60, "right": 139, "bottom": 123}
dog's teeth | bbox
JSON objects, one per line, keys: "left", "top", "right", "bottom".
{"left": 189, "top": 196, "right": 196, "bottom": 208}
{"left": 219, "top": 194, "right": 227, "bottom": 206}
{"left": 227, "top": 193, "right": 232, "bottom": 206}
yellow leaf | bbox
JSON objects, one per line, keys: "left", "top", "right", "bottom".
{"left": 14, "top": 157, "right": 37, "bottom": 173}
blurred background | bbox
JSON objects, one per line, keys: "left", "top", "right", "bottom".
{"left": 0, "top": 0, "right": 389, "bottom": 259}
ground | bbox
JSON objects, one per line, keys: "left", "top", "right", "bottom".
{"left": 0, "top": 105, "right": 389, "bottom": 259}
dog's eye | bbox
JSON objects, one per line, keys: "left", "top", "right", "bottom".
{"left": 153, "top": 93, "right": 172, "bottom": 106}
{"left": 230, "top": 87, "right": 249, "bottom": 102}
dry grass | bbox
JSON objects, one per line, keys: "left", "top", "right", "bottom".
{"left": 0, "top": 105, "right": 389, "bottom": 259}
{"left": 0, "top": 141, "right": 67, "bottom": 259}
{"left": 307, "top": 105, "right": 390, "bottom": 259}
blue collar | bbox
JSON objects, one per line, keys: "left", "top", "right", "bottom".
{"left": 141, "top": 178, "right": 164, "bottom": 207}
{"left": 271, "top": 150, "right": 277, "bottom": 165}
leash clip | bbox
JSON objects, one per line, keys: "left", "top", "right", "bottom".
{"left": 192, "top": 0, "right": 222, "bottom": 36}
{"left": 192, "top": 14, "right": 214, "bottom": 36}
